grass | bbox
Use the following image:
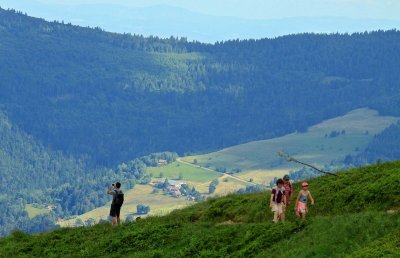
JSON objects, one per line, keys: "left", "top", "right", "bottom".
{"left": 59, "top": 184, "right": 192, "bottom": 226}
{"left": 350, "top": 230, "right": 400, "bottom": 258}
{"left": 183, "top": 108, "right": 399, "bottom": 174}
{"left": 1, "top": 162, "right": 400, "bottom": 257}
{"left": 236, "top": 169, "right": 289, "bottom": 185}
{"left": 147, "top": 161, "right": 220, "bottom": 183}
{"left": 25, "top": 204, "right": 50, "bottom": 219}
{"left": 259, "top": 212, "right": 400, "bottom": 258}
{"left": 212, "top": 176, "right": 252, "bottom": 196}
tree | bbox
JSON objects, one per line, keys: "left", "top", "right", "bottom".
{"left": 209, "top": 179, "right": 219, "bottom": 194}
{"left": 136, "top": 204, "right": 150, "bottom": 214}
{"left": 163, "top": 179, "right": 170, "bottom": 189}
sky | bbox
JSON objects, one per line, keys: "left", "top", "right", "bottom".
{"left": 23, "top": 0, "right": 400, "bottom": 20}
{"left": 1, "top": 0, "right": 399, "bottom": 42}
{"left": 33, "top": 0, "right": 400, "bottom": 19}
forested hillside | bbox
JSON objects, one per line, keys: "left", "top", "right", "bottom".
{"left": 1, "top": 161, "right": 399, "bottom": 257}
{"left": 0, "top": 109, "right": 178, "bottom": 236}
{"left": 1, "top": 8, "right": 400, "bottom": 166}
{"left": 346, "top": 121, "right": 400, "bottom": 165}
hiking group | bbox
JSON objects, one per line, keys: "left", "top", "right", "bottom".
{"left": 106, "top": 176, "right": 313, "bottom": 225}
{"left": 269, "top": 175, "right": 314, "bottom": 223}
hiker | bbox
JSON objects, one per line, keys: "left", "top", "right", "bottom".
{"left": 107, "top": 182, "right": 124, "bottom": 225}
{"left": 283, "top": 175, "right": 294, "bottom": 205}
{"left": 295, "top": 182, "right": 314, "bottom": 219}
{"left": 270, "top": 178, "right": 286, "bottom": 223}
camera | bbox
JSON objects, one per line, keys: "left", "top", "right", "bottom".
{"left": 112, "top": 183, "right": 115, "bottom": 187}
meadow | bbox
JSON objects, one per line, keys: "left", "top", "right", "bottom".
{"left": 25, "top": 204, "right": 50, "bottom": 219}
{"left": 146, "top": 161, "right": 220, "bottom": 183}
{"left": 2, "top": 161, "right": 399, "bottom": 257}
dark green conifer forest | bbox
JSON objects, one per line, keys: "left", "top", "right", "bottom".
{"left": 1, "top": 7, "right": 400, "bottom": 236}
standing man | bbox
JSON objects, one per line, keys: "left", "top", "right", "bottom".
{"left": 107, "top": 182, "right": 124, "bottom": 225}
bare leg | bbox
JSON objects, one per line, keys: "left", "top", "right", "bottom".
{"left": 112, "top": 216, "right": 117, "bottom": 225}
{"left": 280, "top": 211, "right": 285, "bottom": 222}
{"left": 273, "top": 211, "right": 279, "bottom": 223}
{"left": 117, "top": 217, "right": 121, "bottom": 225}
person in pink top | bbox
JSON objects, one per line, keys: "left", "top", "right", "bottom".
{"left": 295, "top": 181, "right": 314, "bottom": 219}
{"left": 281, "top": 174, "right": 293, "bottom": 221}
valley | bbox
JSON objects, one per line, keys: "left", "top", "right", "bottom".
{"left": 61, "top": 108, "right": 398, "bottom": 226}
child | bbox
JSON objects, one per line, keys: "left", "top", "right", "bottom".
{"left": 270, "top": 178, "right": 286, "bottom": 223}
{"left": 295, "top": 181, "right": 314, "bottom": 219}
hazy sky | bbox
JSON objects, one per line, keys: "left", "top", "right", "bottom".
{"left": 2, "top": 0, "right": 400, "bottom": 20}
{"left": 1, "top": 0, "right": 399, "bottom": 42}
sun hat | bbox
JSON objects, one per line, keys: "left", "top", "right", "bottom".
{"left": 302, "top": 182, "right": 308, "bottom": 187}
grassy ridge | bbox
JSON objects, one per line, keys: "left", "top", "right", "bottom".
{"left": 1, "top": 161, "right": 399, "bottom": 257}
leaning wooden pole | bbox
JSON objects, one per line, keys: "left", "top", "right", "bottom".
{"left": 277, "top": 152, "right": 338, "bottom": 177}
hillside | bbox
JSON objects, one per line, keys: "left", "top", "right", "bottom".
{"left": 1, "top": 161, "right": 399, "bottom": 257}
{"left": 56, "top": 108, "right": 398, "bottom": 226}
{"left": 0, "top": 110, "right": 109, "bottom": 236}
{"left": 183, "top": 108, "right": 399, "bottom": 183}
{"left": 350, "top": 121, "right": 400, "bottom": 165}
{"left": 1, "top": 8, "right": 400, "bottom": 166}
{"left": 0, "top": 109, "right": 178, "bottom": 236}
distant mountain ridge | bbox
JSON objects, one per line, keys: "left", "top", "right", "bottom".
{"left": 1, "top": 8, "right": 400, "bottom": 166}
{"left": 2, "top": 1, "right": 400, "bottom": 42}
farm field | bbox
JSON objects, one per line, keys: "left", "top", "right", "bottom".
{"left": 236, "top": 169, "right": 289, "bottom": 185}
{"left": 147, "top": 161, "right": 220, "bottom": 183}
{"left": 25, "top": 204, "right": 50, "bottom": 219}
{"left": 59, "top": 184, "right": 192, "bottom": 227}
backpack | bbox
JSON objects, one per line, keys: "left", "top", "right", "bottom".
{"left": 113, "top": 190, "right": 124, "bottom": 206}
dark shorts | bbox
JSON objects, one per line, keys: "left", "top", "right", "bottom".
{"left": 110, "top": 204, "right": 121, "bottom": 218}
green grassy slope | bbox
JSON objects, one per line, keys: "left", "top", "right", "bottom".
{"left": 183, "top": 108, "right": 399, "bottom": 183}
{"left": 147, "top": 162, "right": 220, "bottom": 183}
{"left": 1, "top": 161, "right": 399, "bottom": 257}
